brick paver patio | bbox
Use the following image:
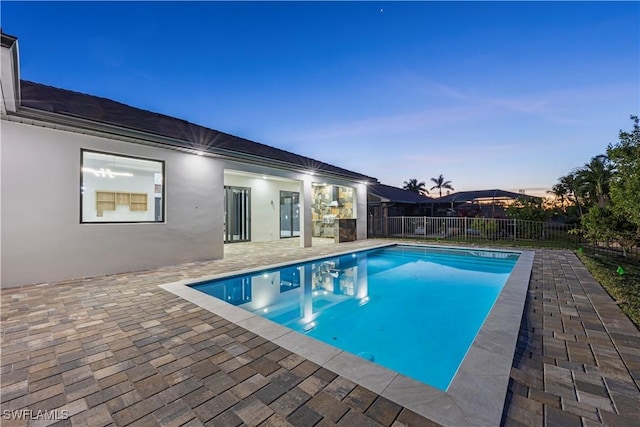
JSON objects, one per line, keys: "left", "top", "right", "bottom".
{"left": 502, "top": 250, "right": 640, "bottom": 427}
{"left": 1, "top": 240, "right": 639, "bottom": 426}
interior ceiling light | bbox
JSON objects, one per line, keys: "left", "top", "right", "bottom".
{"left": 82, "top": 167, "right": 133, "bottom": 178}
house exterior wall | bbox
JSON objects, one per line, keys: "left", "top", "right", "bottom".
{"left": 1, "top": 120, "right": 224, "bottom": 288}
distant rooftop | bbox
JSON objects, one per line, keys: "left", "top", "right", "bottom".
{"left": 368, "top": 183, "right": 434, "bottom": 204}
{"left": 435, "top": 189, "right": 542, "bottom": 203}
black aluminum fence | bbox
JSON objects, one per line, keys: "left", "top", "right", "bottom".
{"left": 581, "top": 241, "right": 640, "bottom": 260}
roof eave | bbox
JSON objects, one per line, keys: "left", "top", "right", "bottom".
{"left": 6, "top": 106, "right": 376, "bottom": 183}
{"left": 1, "top": 33, "right": 20, "bottom": 113}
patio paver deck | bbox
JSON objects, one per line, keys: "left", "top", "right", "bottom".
{"left": 1, "top": 240, "right": 639, "bottom": 426}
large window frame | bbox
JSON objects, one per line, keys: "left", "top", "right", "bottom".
{"left": 80, "top": 149, "right": 165, "bottom": 224}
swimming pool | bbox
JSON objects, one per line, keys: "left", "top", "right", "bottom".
{"left": 161, "top": 242, "right": 533, "bottom": 425}
{"left": 190, "top": 245, "right": 519, "bottom": 391}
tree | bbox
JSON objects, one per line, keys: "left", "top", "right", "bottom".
{"left": 430, "top": 174, "right": 454, "bottom": 198}
{"left": 505, "top": 197, "right": 550, "bottom": 222}
{"left": 505, "top": 197, "right": 551, "bottom": 239}
{"left": 607, "top": 115, "right": 640, "bottom": 229}
{"left": 547, "top": 183, "right": 568, "bottom": 211}
{"left": 574, "top": 155, "right": 611, "bottom": 208}
{"left": 558, "top": 173, "right": 583, "bottom": 217}
{"left": 554, "top": 115, "right": 639, "bottom": 254}
{"left": 403, "top": 178, "right": 428, "bottom": 195}
{"left": 581, "top": 205, "right": 640, "bottom": 257}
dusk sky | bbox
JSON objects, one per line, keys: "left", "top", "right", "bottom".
{"left": 2, "top": 1, "right": 638, "bottom": 196}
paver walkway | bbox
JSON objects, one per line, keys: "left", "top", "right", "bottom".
{"left": 1, "top": 241, "right": 639, "bottom": 426}
{"left": 502, "top": 250, "right": 640, "bottom": 426}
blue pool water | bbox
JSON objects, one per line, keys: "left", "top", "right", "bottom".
{"left": 191, "top": 245, "right": 519, "bottom": 390}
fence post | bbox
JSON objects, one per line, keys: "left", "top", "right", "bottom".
{"left": 402, "top": 216, "right": 405, "bottom": 238}
{"left": 514, "top": 218, "right": 517, "bottom": 241}
{"left": 464, "top": 217, "right": 468, "bottom": 240}
{"left": 424, "top": 216, "right": 427, "bottom": 239}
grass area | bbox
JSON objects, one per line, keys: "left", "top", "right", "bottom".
{"left": 577, "top": 251, "right": 640, "bottom": 330}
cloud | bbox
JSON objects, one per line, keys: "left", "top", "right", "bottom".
{"left": 397, "top": 142, "right": 520, "bottom": 166}
{"left": 292, "top": 104, "right": 493, "bottom": 141}
{"left": 292, "top": 78, "right": 637, "bottom": 142}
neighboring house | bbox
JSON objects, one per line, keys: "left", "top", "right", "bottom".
{"left": 0, "top": 33, "right": 376, "bottom": 287}
{"left": 367, "top": 183, "right": 434, "bottom": 236}
{"left": 433, "top": 189, "right": 542, "bottom": 218}
{"left": 368, "top": 183, "right": 434, "bottom": 216}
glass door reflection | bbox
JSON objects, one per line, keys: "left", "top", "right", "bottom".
{"left": 280, "top": 191, "right": 300, "bottom": 238}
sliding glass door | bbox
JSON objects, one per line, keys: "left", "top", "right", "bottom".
{"left": 224, "top": 186, "right": 251, "bottom": 243}
{"left": 280, "top": 191, "right": 300, "bottom": 238}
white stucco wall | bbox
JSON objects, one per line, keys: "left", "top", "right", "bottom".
{"left": 0, "top": 120, "right": 224, "bottom": 287}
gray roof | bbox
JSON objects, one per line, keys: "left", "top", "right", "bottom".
{"left": 17, "top": 80, "right": 377, "bottom": 183}
{"left": 368, "top": 183, "right": 434, "bottom": 204}
{"left": 435, "top": 189, "right": 541, "bottom": 203}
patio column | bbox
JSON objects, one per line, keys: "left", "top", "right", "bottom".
{"left": 356, "top": 182, "right": 367, "bottom": 240}
{"left": 299, "top": 176, "right": 312, "bottom": 248}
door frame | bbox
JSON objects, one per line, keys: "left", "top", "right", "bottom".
{"left": 224, "top": 185, "right": 251, "bottom": 243}
{"left": 279, "top": 190, "right": 300, "bottom": 239}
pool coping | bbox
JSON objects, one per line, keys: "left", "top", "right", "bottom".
{"left": 159, "top": 243, "right": 534, "bottom": 426}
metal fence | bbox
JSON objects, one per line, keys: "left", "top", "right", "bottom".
{"left": 368, "top": 216, "right": 581, "bottom": 249}
{"left": 368, "top": 215, "right": 639, "bottom": 258}
{"left": 582, "top": 241, "right": 640, "bottom": 260}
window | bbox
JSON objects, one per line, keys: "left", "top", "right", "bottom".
{"left": 81, "top": 150, "right": 164, "bottom": 223}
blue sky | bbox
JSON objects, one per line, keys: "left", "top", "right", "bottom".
{"left": 3, "top": 1, "right": 638, "bottom": 196}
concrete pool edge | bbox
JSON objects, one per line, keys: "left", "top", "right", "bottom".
{"left": 159, "top": 244, "right": 534, "bottom": 427}
{"left": 446, "top": 249, "right": 534, "bottom": 425}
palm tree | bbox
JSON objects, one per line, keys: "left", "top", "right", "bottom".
{"left": 558, "top": 173, "right": 583, "bottom": 217}
{"left": 547, "top": 183, "right": 568, "bottom": 211}
{"left": 403, "top": 178, "right": 428, "bottom": 195}
{"left": 430, "top": 174, "right": 454, "bottom": 198}
{"left": 575, "top": 155, "right": 611, "bottom": 208}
